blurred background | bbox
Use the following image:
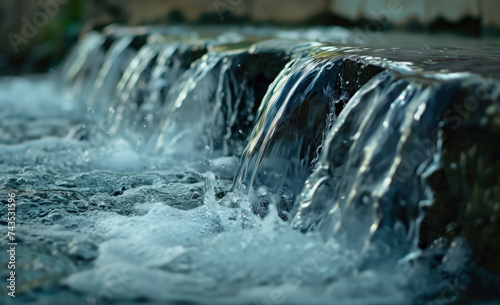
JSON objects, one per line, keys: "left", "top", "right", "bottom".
{"left": 1, "top": 0, "right": 499, "bottom": 75}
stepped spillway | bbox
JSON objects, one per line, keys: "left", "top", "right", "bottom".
{"left": 1, "top": 25, "right": 500, "bottom": 304}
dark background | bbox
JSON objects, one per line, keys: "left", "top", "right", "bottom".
{"left": 1, "top": 0, "right": 498, "bottom": 75}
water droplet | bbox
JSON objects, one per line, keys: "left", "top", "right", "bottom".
{"left": 257, "top": 186, "right": 268, "bottom": 196}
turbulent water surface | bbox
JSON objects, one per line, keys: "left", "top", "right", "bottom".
{"left": 1, "top": 26, "right": 500, "bottom": 305}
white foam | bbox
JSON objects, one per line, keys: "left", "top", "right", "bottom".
{"left": 1, "top": 74, "right": 460, "bottom": 305}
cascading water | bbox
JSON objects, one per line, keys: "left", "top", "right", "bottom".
{"left": 232, "top": 49, "right": 386, "bottom": 219}
{"left": 85, "top": 35, "right": 142, "bottom": 114}
{"left": 153, "top": 40, "right": 306, "bottom": 156}
{"left": 107, "top": 42, "right": 163, "bottom": 135}
{"left": 1, "top": 26, "right": 500, "bottom": 305}
{"left": 59, "top": 31, "right": 107, "bottom": 103}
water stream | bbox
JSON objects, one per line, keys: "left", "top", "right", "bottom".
{"left": 1, "top": 26, "right": 499, "bottom": 304}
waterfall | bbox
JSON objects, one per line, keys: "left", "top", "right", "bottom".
{"left": 60, "top": 29, "right": 500, "bottom": 270}
{"left": 6, "top": 25, "right": 499, "bottom": 304}
{"left": 59, "top": 31, "right": 107, "bottom": 102}
{"left": 290, "top": 71, "right": 500, "bottom": 259}
{"left": 107, "top": 42, "right": 163, "bottom": 135}
{"left": 153, "top": 40, "right": 310, "bottom": 156}
{"left": 86, "top": 35, "right": 140, "bottom": 114}
{"left": 232, "top": 48, "right": 387, "bottom": 219}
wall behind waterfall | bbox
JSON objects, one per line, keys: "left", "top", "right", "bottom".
{"left": 2, "top": 0, "right": 500, "bottom": 75}
{"left": 0, "top": 0, "right": 85, "bottom": 74}
{"left": 83, "top": 0, "right": 500, "bottom": 34}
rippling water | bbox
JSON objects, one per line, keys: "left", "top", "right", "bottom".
{"left": 0, "top": 75, "right": 404, "bottom": 305}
